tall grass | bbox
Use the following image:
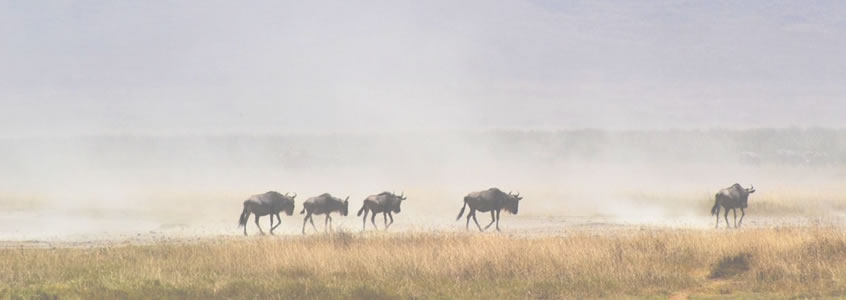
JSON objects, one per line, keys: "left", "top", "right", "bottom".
{"left": 2, "top": 228, "right": 846, "bottom": 299}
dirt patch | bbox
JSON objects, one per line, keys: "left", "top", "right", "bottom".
{"left": 668, "top": 291, "right": 689, "bottom": 300}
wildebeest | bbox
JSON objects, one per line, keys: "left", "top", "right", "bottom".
{"left": 300, "top": 193, "right": 350, "bottom": 234}
{"left": 456, "top": 188, "right": 522, "bottom": 232}
{"left": 711, "top": 183, "right": 756, "bottom": 228}
{"left": 356, "top": 192, "right": 407, "bottom": 230}
{"left": 238, "top": 191, "right": 297, "bottom": 236}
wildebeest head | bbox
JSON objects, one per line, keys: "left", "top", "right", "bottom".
{"left": 505, "top": 191, "right": 522, "bottom": 214}
{"left": 341, "top": 196, "right": 350, "bottom": 216}
{"left": 284, "top": 192, "right": 297, "bottom": 215}
{"left": 392, "top": 192, "right": 407, "bottom": 213}
{"left": 742, "top": 185, "right": 755, "bottom": 208}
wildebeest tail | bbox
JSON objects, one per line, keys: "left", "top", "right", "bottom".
{"left": 238, "top": 203, "right": 249, "bottom": 228}
{"left": 356, "top": 204, "right": 366, "bottom": 216}
{"left": 456, "top": 199, "right": 468, "bottom": 221}
{"left": 300, "top": 206, "right": 307, "bottom": 215}
{"left": 710, "top": 194, "right": 720, "bottom": 216}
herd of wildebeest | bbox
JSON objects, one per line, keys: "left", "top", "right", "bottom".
{"left": 237, "top": 183, "right": 757, "bottom": 235}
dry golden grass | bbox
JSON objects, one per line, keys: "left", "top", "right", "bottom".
{"left": 2, "top": 227, "right": 846, "bottom": 299}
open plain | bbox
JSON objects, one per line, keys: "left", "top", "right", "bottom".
{"left": 2, "top": 212, "right": 846, "bottom": 299}
{"left": 2, "top": 131, "right": 846, "bottom": 299}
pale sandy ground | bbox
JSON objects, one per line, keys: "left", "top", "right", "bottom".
{"left": 2, "top": 209, "right": 844, "bottom": 248}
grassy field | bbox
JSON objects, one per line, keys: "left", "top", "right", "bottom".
{"left": 2, "top": 228, "right": 846, "bottom": 299}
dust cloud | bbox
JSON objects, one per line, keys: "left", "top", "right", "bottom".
{"left": 1, "top": 129, "right": 845, "bottom": 240}
{"left": 3, "top": 1, "right": 846, "bottom": 241}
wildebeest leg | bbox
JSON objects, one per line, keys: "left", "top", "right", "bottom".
{"left": 371, "top": 212, "right": 378, "bottom": 230}
{"left": 484, "top": 211, "right": 496, "bottom": 230}
{"left": 302, "top": 213, "right": 310, "bottom": 234}
{"left": 471, "top": 210, "right": 483, "bottom": 232}
{"left": 270, "top": 213, "right": 282, "bottom": 235}
{"left": 733, "top": 209, "right": 738, "bottom": 228}
{"left": 383, "top": 212, "right": 388, "bottom": 230}
{"left": 738, "top": 208, "right": 746, "bottom": 227}
{"left": 361, "top": 209, "right": 369, "bottom": 231}
{"left": 495, "top": 209, "right": 501, "bottom": 232}
{"left": 324, "top": 215, "right": 331, "bottom": 233}
{"left": 386, "top": 212, "right": 394, "bottom": 230}
{"left": 255, "top": 215, "right": 265, "bottom": 235}
{"left": 309, "top": 214, "right": 318, "bottom": 232}
{"left": 723, "top": 209, "right": 731, "bottom": 229}
{"left": 465, "top": 209, "right": 473, "bottom": 231}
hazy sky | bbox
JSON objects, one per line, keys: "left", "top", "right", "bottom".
{"left": 2, "top": 1, "right": 845, "bottom": 135}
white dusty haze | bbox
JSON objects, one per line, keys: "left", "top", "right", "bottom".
{"left": 2, "top": 1, "right": 846, "bottom": 241}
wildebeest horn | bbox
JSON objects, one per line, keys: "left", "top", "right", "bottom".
{"left": 291, "top": 192, "right": 297, "bottom": 199}
{"left": 515, "top": 191, "right": 520, "bottom": 198}
{"left": 344, "top": 196, "right": 350, "bottom": 202}
{"left": 400, "top": 192, "right": 405, "bottom": 200}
